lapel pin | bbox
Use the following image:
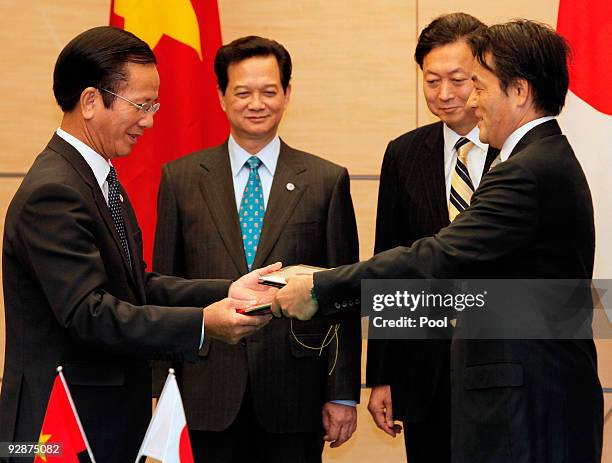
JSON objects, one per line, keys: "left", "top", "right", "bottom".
{"left": 286, "top": 183, "right": 295, "bottom": 191}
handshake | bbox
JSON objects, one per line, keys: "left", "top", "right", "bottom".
{"left": 204, "top": 262, "right": 321, "bottom": 344}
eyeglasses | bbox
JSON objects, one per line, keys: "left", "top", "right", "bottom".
{"left": 99, "top": 88, "right": 160, "bottom": 114}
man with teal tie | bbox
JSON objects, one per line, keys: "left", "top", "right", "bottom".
{"left": 152, "top": 36, "right": 361, "bottom": 463}
{"left": 239, "top": 156, "right": 265, "bottom": 270}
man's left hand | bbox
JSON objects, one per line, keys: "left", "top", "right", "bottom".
{"left": 322, "top": 402, "right": 357, "bottom": 448}
{"left": 229, "top": 262, "right": 282, "bottom": 303}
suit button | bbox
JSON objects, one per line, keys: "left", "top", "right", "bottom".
{"left": 342, "top": 301, "right": 348, "bottom": 308}
{"left": 348, "top": 300, "right": 354, "bottom": 307}
{"left": 355, "top": 299, "right": 360, "bottom": 304}
{"left": 334, "top": 302, "right": 341, "bottom": 309}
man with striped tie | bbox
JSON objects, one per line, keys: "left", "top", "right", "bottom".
{"left": 366, "top": 13, "right": 498, "bottom": 463}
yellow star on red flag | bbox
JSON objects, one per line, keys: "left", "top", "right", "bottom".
{"left": 35, "top": 433, "right": 52, "bottom": 462}
{"left": 114, "top": 0, "right": 203, "bottom": 59}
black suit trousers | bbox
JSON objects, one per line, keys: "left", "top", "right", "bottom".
{"left": 189, "top": 381, "right": 324, "bottom": 463}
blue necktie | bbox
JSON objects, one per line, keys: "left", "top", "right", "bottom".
{"left": 239, "top": 156, "right": 264, "bottom": 270}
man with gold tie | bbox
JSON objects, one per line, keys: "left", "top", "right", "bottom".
{"left": 366, "top": 13, "right": 497, "bottom": 463}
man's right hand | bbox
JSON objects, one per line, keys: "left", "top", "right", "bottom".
{"left": 367, "top": 385, "right": 402, "bottom": 437}
{"left": 203, "top": 298, "right": 271, "bottom": 345}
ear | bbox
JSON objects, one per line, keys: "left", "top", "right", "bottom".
{"left": 80, "top": 87, "right": 99, "bottom": 120}
{"left": 217, "top": 86, "right": 227, "bottom": 112}
{"left": 283, "top": 82, "right": 292, "bottom": 108}
{"left": 512, "top": 78, "right": 531, "bottom": 107}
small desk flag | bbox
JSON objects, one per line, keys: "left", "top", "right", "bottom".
{"left": 34, "top": 367, "right": 95, "bottom": 462}
{"left": 135, "top": 369, "right": 193, "bottom": 463}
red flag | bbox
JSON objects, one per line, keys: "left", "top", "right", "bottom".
{"left": 110, "top": 0, "right": 229, "bottom": 265}
{"left": 34, "top": 370, "right": 95, "bottom": 462}
{"left": 557, "top": 0, "right": 612, "bottom": 115}
{"left": 557, "top": 0, "right": 612, "bottom": 278}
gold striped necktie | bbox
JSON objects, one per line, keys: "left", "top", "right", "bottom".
{"left": 449, "top": 137, "right": 474, "bottom": 222}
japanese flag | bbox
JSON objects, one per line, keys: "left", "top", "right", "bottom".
{"left": 557, "top": 0, "right": 612, "bottom": 278}
{"left": 136, "top": 370, "right": 194, "bottom": 463}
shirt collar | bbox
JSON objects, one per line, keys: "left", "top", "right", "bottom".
{"left": 442, "top": 124, "right": 487, "bottom": 153}
{"left": 56, "top": 128, "right": 112, "bottom": 189}
{"left": 442, "top": 124, "right": 487, "bottom": 166}
{"left": 498, "top": 116, "right": 555, "bottom": 162}
{"left": 228, "top": 134, "right": 280, "bottom": 177}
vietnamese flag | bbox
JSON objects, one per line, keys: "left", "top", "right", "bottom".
{"left": 34, "top": 370, "right": 95, "bottom": 463}
{"left": 110, "top": 0, "right": 229, "bottom": 266}
{"left": 557, "top": 0, "right": 612, "bottom": 278}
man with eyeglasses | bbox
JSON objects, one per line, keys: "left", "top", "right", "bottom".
{"left": 0, "top": 26, "right": 278, "bottom": 463}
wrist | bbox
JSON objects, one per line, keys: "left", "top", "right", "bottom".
{"left": 310, "top": 285, "right": 318, "bottom": 303}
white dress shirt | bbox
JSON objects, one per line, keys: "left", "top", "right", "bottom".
{"left": 228, "top": 134, "right": 280, "bottom": 212}
{"left": 56, "top": 128, "right": 113, "bottom": 203}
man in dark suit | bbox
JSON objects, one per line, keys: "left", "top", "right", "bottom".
{"left": 0, "top": 27, "right": 276, "bottom": 463}
{"left": 366, "top": 13, "right": 497, "bottom": 463}
{"left": 153, "top": 36, "right": 361, "bottom": 463}
{"left": 275, "top": 20, "right": 603, "bottom": 463}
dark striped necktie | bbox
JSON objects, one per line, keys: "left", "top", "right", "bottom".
{"left": 449, "top": 137, "right": 475, "bottom": 222}
{"left": 106, "top": 166, "right": 131, "bottom": 267}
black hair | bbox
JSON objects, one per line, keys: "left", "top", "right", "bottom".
{"left": 468, "top": 20, "right": 570, "bottom": 116}
{"left": 214, "top": 35, "right": 292, "bottom": 94}
{"left": 53, "top": 26, "right": 156, "bottom": 111}
{"left": 415, "top": 12, "right": 486, "bottom": 69}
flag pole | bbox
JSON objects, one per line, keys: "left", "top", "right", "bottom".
{"left": 57, "top": 365, "right": 97, "bottom": 463}
{"left": 135, "top": 368, "right": 176, "bottom": 463}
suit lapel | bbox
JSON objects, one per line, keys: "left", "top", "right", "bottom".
{"left": 252, "top": 140, "right": 307, "bottom": 269}
{"left": 48, "top": 135, "right": 137, "bottom": 287}
{"left": 484, "top": 145, "right": 501, "bottom": 172}
{"left": 121, "top": 190, "right": 147, "bottom": 303}
{"left": 199, "top": 144, "right": 249, "bottom": 274}
{"left": 420, "top": 123, "right": 450, "bottom": 227}
{"left": 93, "top": 190, "right": 137, "bottom": 286}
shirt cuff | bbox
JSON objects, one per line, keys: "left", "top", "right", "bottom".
{"left": 199, "top": 311, "right": 205, "bottom": 349}
{"left": 330, "top": 400, "right": 356, "bottom": 407}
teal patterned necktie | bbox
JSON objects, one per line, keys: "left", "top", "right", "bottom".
{"left": 239, "top": 156, "right": 264, "bottom": 270}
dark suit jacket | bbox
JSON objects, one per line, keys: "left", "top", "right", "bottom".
{"left": 366, "top": 122, "right": 498, "bottom": 424}
{"left": 0, "top": 134, "right": 231, "bottom": 462}
{"left": 153, "top": 139, "right": 361, "bottom": 433}
{"left": 314, "top": 121, "right": 603, "bottom": 462}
